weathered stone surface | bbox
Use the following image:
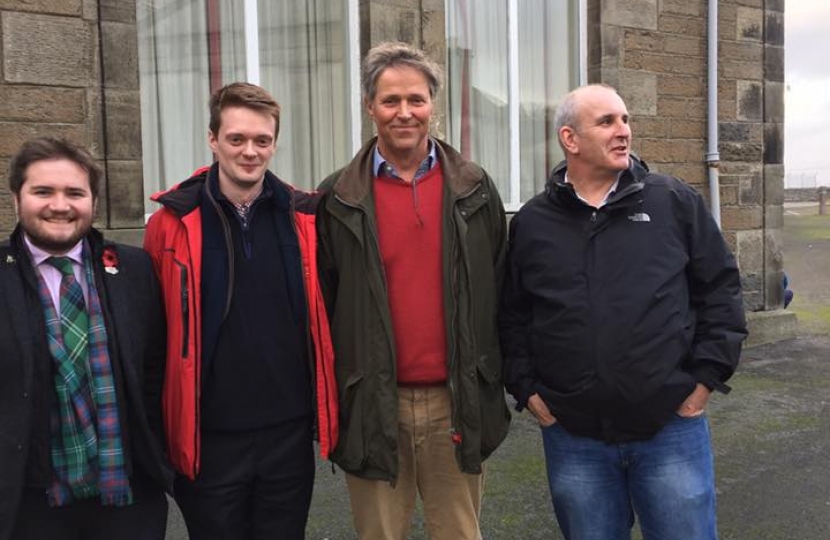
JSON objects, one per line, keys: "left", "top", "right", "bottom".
{"left": 601, "top": 0, "right": 658, "bottom": 30}
{"left": 658, "top": 14, "right": 704, "bottom": 37}
{"left": 659, "top": 0, "right": 704, "bottom": 17}
{"left": 722, "top": 205, "right": 763, "bottom": 230}
{"left": 764, "top": 123, "right": 783, "bottom": 164}
{"left": 765, "top": 11, "right": 784, "bottom": 46}
{"left": 720, "top": 41, "right": 763, "bottom": 63}
{"left": 736, "top": 229, "right": 764, "bottom": 278}
{"left": 106, "top": 159, "right": 145, "bottom": 228}
{"left": 640, "top": 138, "right": 705, "bottom": 163}
{"left": 657, "top": 96, "right": 707, "bottom": 119}
{"left": 668, "top": 118, "right": 705, "bottom": 139}
{"left": 737, "top": 80, "right": 762, "bottom": 121}
{"left": 624, "top": 29, "right": 663, "bottom": 52}
{"left": 2, "top": 12, "right": 94, "bottom": 87}
{"left": 618, "top": 70, "right": 657, "bottom": 116}
{"left": 625, "top": 51, "right": 705, "bottom": 76}
{"left": 0, "top": 0, "right": 81, "bottom": 16}
{"left": 0, "top": 122, "right": 87, "bottom": 158}
{"left": 720, "top": 142, "right": 763, "bottom": 162}
{"left": 764, "top": 81, "right": 785, "bottom": 123}
{"left": 765, "top": 204, "right": 783, "bottom": 230}
{"left": 720, "top": 122, "right": 762, "bottom": 143}
{"left": 658, "top": 74, "right": 704, "bottom": 97}
{"left": 100, "top": 0, "right": 136, "bottom": 23}
{"left": 720, "top": 59, "right": 763, "bottom": 80}
{"left": 0, "top": 86, "right": 85, "bottom": 123}
{"left": 86, "top": 89, "right": 105, "bottom": 158}
{"left": 744, "top": 310, "right": 797, "bottom": 346}
{"left": 738, "top": 170, "right": 763, "bottom": 205}
{"left": 663, "top": 35, "right": 705, "bottom": 57}
{"left": 631, "top": 117, "right": 669, "bottom": 138}
{"left": 720, "top": 184, "right": 739, "bottom": 206}
{"left": 764, "top": 45, "right": 784, "bottom": 83}
{"left": 764, "top": 164, "right": 785, "bottom": 205}
{"left": 103, "top": 90, "right": 142, "bottom": 160}
{"left": 736, "top": 7, "right": 763, "bottom": 42}
{"left": 765, "top": 0, "right": 784, "bottom": 12}
{"left": 367, "top": 4, "right": 420, "bottom": 45}
{"left": 101, "top": 21, "right": 139, "bottom": 89}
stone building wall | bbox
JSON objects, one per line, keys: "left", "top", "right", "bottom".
{"left": 585, "top": 0, "right": 792, "bottom": 343}
{"left": 0, "top": 0, "right": 144, "bottom": 241}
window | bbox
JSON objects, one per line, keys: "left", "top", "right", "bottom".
{"left": 136, "top": 0, "right": 360, "bottom": 216}
{"left": 446, "top": 0, "right": 583, "bottom": 209}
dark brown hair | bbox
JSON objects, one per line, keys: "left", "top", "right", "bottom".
{"left": 209, "top": 82, "right": 281, "bottom": 138}
{"left": 8, "top": 137, "right": 102, "bottom": 199}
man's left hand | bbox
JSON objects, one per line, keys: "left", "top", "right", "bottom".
{"left": 677, "top": 383, "right": 712, "bottom": 417}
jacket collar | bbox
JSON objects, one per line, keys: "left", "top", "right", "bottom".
{"left": 546, "top": 153, "right": 649, "bottom": 204}
{"left": 331, "top": 136, "right": 486, "bottom": 205}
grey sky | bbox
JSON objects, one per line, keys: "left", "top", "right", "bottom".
{"left": 785, "top": 0, "right": 830, "bottom": 186}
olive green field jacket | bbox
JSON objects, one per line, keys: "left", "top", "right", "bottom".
{"left": 317, "top": 136, "right": 511, "bottom": 482}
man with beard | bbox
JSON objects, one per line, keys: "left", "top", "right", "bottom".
{"left": 0, "top": 137, "right": 172, "bottom": 540}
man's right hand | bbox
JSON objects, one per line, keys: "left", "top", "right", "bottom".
{"left": 527, "top": 393, "right": 557, "bottom": 427}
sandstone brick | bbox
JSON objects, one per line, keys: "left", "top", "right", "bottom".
{"left": 601, "top": 0, "right": 658, "bottom": 30}
{"left": 765, "top": 11, "right": 784, "bottom": 46}
{"left": 720, "top": 59, "right": 763, "bottom": 81}
{"left": 631, "top": 117, "right": 668, "bottom": 138}
{"left": 639, "top": 138, "right": 705, "bottom": 163}
{"left": 100, "top": 0, "right": 136, "bottom": 23}
{"left": 659, "top": 0, "right": 704, "bottom": 17}
{"left": 720, "top": 184, "right": 739, "bottom": 205}
{"left": 657, "top": 96, "right": 707, "bottom": 119}
{"left": 736, "top": 80, "right": 762, "bottom": 121}
{"left": 0, "top": 0, "right": 81, "bottom": 16}
{"left": 625, "top": 51, "right": 705, "bottom": 76}
{"left": 658, "top": 74, "right": 704, "bottom": 97}
{"left": 720, "top": 161, "right": 761, "bottom": 176}
{"left": 736, "top": 7, "right": 763, "bottom": 42}
{"left": 106, "top": 160, "right": 146, "bottom": 228}
{"left": 764, "top": 204, "right": 783, "bottom": 230}
{"left": 719, "top": 122, "right": 762, "bottom": 143}
{"left": 101, "top": 21, "right": 139, "bottom": 89}
{"left": 2, "top": 12, "right": 94, "bottom": 87}
{"left": 733, "top": 0, "right": 764, "bottom": 8}
{"left": 663, "top": 35, "right": 705, "bottom": 57}
{"left": 657, "top": 14, "right": 704, "bottom": 37}
{"left": 736, "top": 229, "right": 763, "bottom": 277}
{"left": 722, "top": 205, "right": 763, "bottom": 230}
{"left": 720, "top": 41, "right": 763, "bottom": 63}
{"left": 738, "top": 170, "right": 763, "bottom": 205}
{"left": 718, "top": 98, "right": 737, "bottom": 121}
{"left": 764, "top": 164, "right": 785, "bottom": 205}
{"left": 624, "top": 29, "right": 664, "bottom": 52}
{"left": 0, "top": 86, "right": 85, "bottom": 123}
{"left": 0, "top": 122, "right": 87, "bottom": 158}
{"left": 720, "top": 142, "right": 762, "bottom": 162}
{"left": 765, "top": 0, "right": 784, "bottom": 12}
{"left": 668, "top": 118, "right": 705, "bottom": 139}
{"left": 764, "top": 45, "right": 784, "bottom": 83}
{"left": 103, "top": 89, "right": 142, "bottom": 160}
{"left": 618, "top": 70, "right": 657, "bottom": 115}
{"left": 764, "top": 81, "right": 784, "bottom": 123}
{"left": 764, "top": 123, "right": 783, "bottom": 165}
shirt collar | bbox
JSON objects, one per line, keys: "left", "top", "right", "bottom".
{"left": 564, "top": 171, "right": 621, "bottom": 208}
{"left": 24, "top": 235, "right": 84, "bottom": 267}
{"left": 373, "top": 139, "right": 437, "bottom": 180}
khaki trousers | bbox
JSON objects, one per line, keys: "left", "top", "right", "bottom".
{"left": 346, "top": 386, "right": 484, "bottom": 540}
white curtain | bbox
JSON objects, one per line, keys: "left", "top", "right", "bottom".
{"left": 137, "top": 0, "right": 212, "bottom": 216}
{"left": 258, "top": 0, "right": 352, "bottom": 187}
{"left": 446, "top": 0, "right": 578, "bottom": 204}
{"left": 137, "top": 0, "right": 353, "bottom": 212}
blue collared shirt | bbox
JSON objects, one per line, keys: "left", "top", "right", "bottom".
{"left": 373, "top": 139, "right": 438, "bottom": 183}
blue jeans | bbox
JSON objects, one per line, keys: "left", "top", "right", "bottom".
{"left": 541, "top": 414, "right": 718, "bottom": 540}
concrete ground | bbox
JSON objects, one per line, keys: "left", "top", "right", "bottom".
{"left": 165, "top": 204, "right": 830, "bottom": 539}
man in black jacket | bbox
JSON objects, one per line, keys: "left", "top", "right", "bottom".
{"left": 0, "top": 137, "right": 172, "bottom": 540}
{"left": 499, "top": 84, "right": 747, "bottom": 540}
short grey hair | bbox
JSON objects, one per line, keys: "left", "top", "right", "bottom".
{"left": 553, "top": 83, "right": 618, "bottom": 150}
{"left": 361, "top": 42, "right": 443, "bottom": 101}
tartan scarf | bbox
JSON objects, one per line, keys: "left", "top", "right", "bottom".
{"left": 34, "top": 241, "right": 134, "bottom": 507}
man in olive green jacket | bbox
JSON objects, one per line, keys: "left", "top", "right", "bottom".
{"left": 317, "top": 42, "right": 510, "bottom": 540}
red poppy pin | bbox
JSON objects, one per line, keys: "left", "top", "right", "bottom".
{"left": 102, "top": 246, "right": 120, "bottom": 275}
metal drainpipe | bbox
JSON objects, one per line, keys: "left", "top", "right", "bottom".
{"left": 706, "top": 0, "right": 722, "bottom": 228}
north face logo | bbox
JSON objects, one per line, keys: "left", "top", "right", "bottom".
{"left": 628, "top": 212, "right": 651, "bottom": 222}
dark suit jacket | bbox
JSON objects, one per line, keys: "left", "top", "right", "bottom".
{"left": 0, "top": 226, "right": 173, "bottom": 540}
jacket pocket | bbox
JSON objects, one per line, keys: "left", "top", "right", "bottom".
{"left": 173, "top": 260, "right": 189, "bottom": 358}
{"left": 476, "top": 348, "right": 510, "bottom": 458}
{"left": 334, "top": 372, "right": 366, "bottom": 470}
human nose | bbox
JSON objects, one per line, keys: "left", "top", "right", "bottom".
{"left": 242, "top": 140, "right": 257, "bottom": 156}
{"left": 48, "top": 193, "right": 70, "bottom": 211}
{"left": 398, "top": 100, "right": 412, "bottom": 119}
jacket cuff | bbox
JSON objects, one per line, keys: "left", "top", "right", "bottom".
{"left": 689, "top": 364, "right": 732, "bottom": 395}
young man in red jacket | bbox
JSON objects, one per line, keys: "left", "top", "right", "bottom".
{"left": 144, "top": 82, "right": 336, "bottom": 540}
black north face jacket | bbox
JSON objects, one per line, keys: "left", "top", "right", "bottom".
{"left": 499, "top": 156, "right": 747, "bottom": 442}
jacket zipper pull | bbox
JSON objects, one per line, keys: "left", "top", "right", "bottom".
{"left": 591, "top": 211, "right": 597, "bottom": 223}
